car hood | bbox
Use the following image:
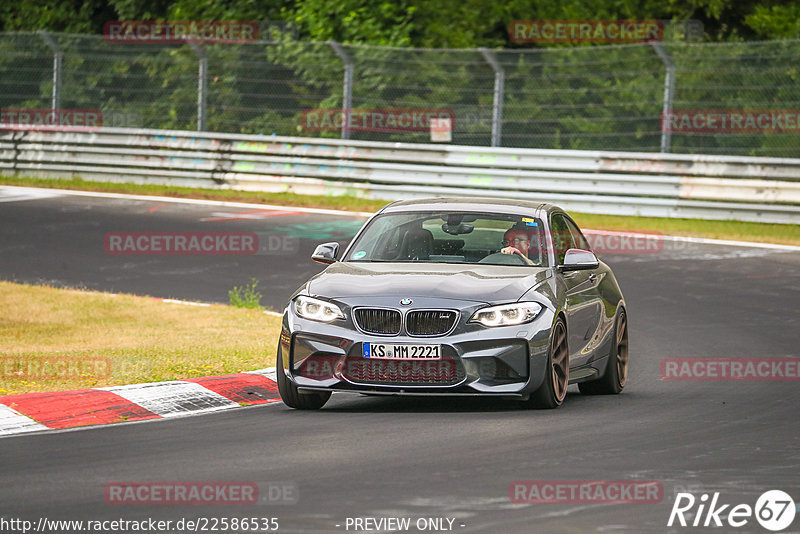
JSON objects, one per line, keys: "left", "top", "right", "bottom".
{"left": 307, "top": 261, "right": 552, "bottom": 304}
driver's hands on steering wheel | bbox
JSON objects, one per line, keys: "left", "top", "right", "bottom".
{"left": 501, "top": 246, "right": 523, "bottom": 256}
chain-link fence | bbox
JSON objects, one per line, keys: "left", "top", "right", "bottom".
{"left": 1, "top": 32, "right": 799, "bottom": 156}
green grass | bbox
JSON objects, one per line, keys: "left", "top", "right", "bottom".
{"left": 0, "top": 281, "right": 281, "bottom": 396}
{"left": 2, "top": 174, "right": 798, "bottom": 246}
{"left": 229, "top": 278, "right": 264, "bottom": 309}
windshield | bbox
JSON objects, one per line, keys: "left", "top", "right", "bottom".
{"left": 344, "top": 211, "right": 548, "bottom": 266}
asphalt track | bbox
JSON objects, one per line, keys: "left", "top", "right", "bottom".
{"left": 1, "top": 186, "right": 799, "bottom": 533}
{"left": 0, "top": 187, "right": 368, "bottom": 310}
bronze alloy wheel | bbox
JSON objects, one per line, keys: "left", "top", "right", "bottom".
{"left": 526, "top": 317, "right": 569, "bottom": 409}
{"left": 616, "top": 310, "right": 629, "bottom": 388}
{"left": 578, "top": 309, "right": 628, "bottom": 395}
{"left": 550, "top": 319, "right": 569, "bottom": 403}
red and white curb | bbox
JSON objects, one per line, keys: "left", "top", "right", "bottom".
{"left": 0, "top": 368, "right": 279, "bottom": 438}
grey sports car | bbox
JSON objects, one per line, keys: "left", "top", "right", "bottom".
{"left": 276, "top": 198, "right": 628, "bottom": 409}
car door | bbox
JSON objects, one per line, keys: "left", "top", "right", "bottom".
{"left": 552, "top": 213, "right": 604, "bottom": 368}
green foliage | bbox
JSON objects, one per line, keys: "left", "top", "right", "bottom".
{"left": 288, "top": 0, "right": 416, "bottom": 46}
{"left": 3, "top": 0, "right": 800, "bottom": 42}
{"left": 0, "top": 0, "right": 106, "bottom": 33}
{"left": 228, "top": 278, "right": 264, "bottom": 309}
{"left": 746, "top": 4, "right": 800, "bottom": 39}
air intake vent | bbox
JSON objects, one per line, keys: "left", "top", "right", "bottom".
{"left": 406, "top": 310, "right": 458, "bottom": 336}
{"left": 354, "top": 308, "right": 402, "bottom": 335}
{"left": 343, "top": 356, "right": 465, "bottom": 386}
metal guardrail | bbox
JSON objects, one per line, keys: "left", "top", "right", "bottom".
{"left": 2, "top": 127, "right": 799, "bottom": 224}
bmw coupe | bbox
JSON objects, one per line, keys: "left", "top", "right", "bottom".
{"left": 276, "top": 198, "right": 628, "bottom": 409}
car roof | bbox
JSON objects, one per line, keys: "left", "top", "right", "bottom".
{"left": 379, "top": 197, "right": 558, "bottom": 217}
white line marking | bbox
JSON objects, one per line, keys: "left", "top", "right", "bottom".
{"left": 158, "top": 297, "right": 283, "bottom": 314}
{"left": 100, "top": 381, "right": 239, "bottom": 417}
{"left": 654, "top": 234, "right": 800, "bottom": 251}
{"left": 0, "top": 187, "right": 62, "bottom": 203}
{"left": 0, "top": 185, "right": 373, "bottom": 217}
{"left": 160, "top": 298, "right": 212, "bottom": 307}
{"left": 0, "top": 403, "right": 49, "bottom": 436}
{"left": 200, "top": 209, "right": 306, "bottom": 222}
{"left": 584, "top": 228, "right": 800, "bottom": 251}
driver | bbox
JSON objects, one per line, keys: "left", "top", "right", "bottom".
{"left": 501, "top": 228, "right": 537, "bottom": 265}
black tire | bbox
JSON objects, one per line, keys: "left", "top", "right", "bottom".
{"left": 523, "top": 317, "right": 569, "bottom": 409}
{"left": 579, "top": 309, "right": 628, "bottom": 395}
{"left": 276, "top": 347, "right": 331, "bottom": 410}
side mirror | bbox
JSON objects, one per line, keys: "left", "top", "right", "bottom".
{"left": 559, "top": 248, "right": 599, "bottom": 271}
{"left": 311, "top": 242, "right": 339, "bottom": 264}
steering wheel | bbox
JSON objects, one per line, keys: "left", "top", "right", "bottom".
{"left": 478, "top": 252, "right": 528, "bottom": 265}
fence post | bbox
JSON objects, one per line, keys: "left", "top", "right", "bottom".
{"left": 479, "top": 48, "right": 505, "bottom": 147}
{"left": 652, "top": 43, "right": 675, "bottom": 153}
{"left": 37, "top": 31, "right": 62, "bottom": 112}
{"left": 328, "top": 40, "right": 354, "bottom": 140}
{"left": 189, "top": 43, "right": 208, "bottom": 131}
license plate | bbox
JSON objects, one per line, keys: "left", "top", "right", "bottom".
{"left": 363, "top": 342, "right": 441, "bottom": 360}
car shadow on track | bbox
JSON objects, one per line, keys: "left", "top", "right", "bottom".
{"left": 300, "top": 388, "right": 639, "bottom": 413}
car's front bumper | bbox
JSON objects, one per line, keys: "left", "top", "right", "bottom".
{"left": 279, "top": 305, "right": 555, "bottom": 397}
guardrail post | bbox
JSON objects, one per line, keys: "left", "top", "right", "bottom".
{"left": 479, "top": 48, "right": 505, "bottom": 147}
{"left": 37, "top": 31, "right": 62, "bottom": 112}
{"left": 189, "top": 43, "right": 208, "bottom": 131}
{"left": 652, "top": 43, "right": 675, "bottom": 153}
{"left": 328, "top": 40, "right": 354, "bottom": 140}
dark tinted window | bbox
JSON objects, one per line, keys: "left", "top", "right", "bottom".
{"left": 564, "top": 217, "right": 591, "bottom": 251}
{"left": 550, "top": 214, "right": 574, "bottom": 265}
{"left": 345, "top": 212, "right": 548, "bottom": 266}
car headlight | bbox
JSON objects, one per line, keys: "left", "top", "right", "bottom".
{"left": 469, "top": 302, "right": 542, "bottom": 327}
{"left": 294, "top": 295, "right": 344, "bottom": 323}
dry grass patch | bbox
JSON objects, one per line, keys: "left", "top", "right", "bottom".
{"left": 0, "top": 281, "right": 281, "bottom": 395}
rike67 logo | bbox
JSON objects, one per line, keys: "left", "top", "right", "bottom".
{"left": 668, "top": 490, "right": 796, "bottom": 531}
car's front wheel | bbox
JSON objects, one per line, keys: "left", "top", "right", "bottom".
{"left": 523, "top": 317, "right": 569, "bottom": 409}
{"left": 579, "top": 309, "right": 628, "bottom": 395}
{"left": 276, "top": 347, "right": 331, "bottom": 410}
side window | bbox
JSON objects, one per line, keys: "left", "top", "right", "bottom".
{"left": 550, "top": 214, "right": 574, "bottom": 265}
{"left": 564, "top": 217, "right": 591, "bottom": 251}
